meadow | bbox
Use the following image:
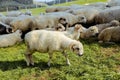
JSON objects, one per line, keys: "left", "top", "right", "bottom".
{"left": 1, "top": 0, "right": 120, "bottom": 80}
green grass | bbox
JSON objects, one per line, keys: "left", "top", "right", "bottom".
{"left": 1, "top": 0, "right": 120, "bottom": 80}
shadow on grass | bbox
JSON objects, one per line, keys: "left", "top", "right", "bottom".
{"left": 80, "top": 37, "right": 120, "bottom": 48}
{"left": 0, "top": 60, "right": 64, "bottom": 71}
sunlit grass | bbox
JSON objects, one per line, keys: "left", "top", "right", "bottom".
{"left": 0, "top": 0, "right": 120, "bottom": 80}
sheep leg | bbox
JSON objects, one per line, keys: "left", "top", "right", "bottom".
{"left": 29, "top": 54, "right": 34, "bottom": 66}
{"left": 48, "top": 53, "right": 53, "bottom": 67}
{"left": 62, "top": 51, "right": 71, "bottom": 66}
{"left": 25, "top": 49, "right": 33, "bottom": 66}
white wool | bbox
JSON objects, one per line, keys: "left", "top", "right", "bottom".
{"left": 0, "top": 30, "right": 22, "bottom": 47}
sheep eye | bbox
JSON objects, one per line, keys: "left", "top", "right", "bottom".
{"left": 63, "top": 19, "right": 66, "bottom": 21}
{"left": 81, "top": 17, "right": 84, "bottom": 19}
{"left": 91, "top": 30, "right": 94, "bottom": 31}
{"left": 76, "top": 48, "right": 80, "bottom": 50}
{"left": 58, "top": 26, "right": 62, "bottom": 29}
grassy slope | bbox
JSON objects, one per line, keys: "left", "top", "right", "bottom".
{"left": 1, "top": 0, "right": 120, "bottom": 80}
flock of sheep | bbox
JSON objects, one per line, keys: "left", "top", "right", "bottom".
{"left": 0, "top": 0, "right": 120, "bottom": 66}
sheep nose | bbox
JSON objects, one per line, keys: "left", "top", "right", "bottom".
{"left": 95, "top": 33, "right": 99, "bottom": 36}
{"left": 78, "top": 53, "right": 83, "bottom": 56}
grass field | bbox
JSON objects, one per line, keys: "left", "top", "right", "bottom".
{"left": 1, "top": 0, "right": 120, "bottom": 80}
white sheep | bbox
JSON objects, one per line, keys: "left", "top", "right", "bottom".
{"left": 24, "top": 30, "right": 83, "bottom": 66}
{"left": 43, "top": 23, "right": 65, "bottom": 31}
{"left": 79, "top": 26, "right": 99, "bottom": 39}
{"left": 6, "top": 11, "right": 23, "bottom": 17}
{"left": 0, "top": 16, "right": 17, "bottom": 25}
{"left": 63, "top": 24, "right": 82, "bottom": 40}
{"left": 10, "top": 16, "right": 35, "bottom": 32}
{"left": 45, "top": 12, "right": 87, "bottom": 27}
{"left": 0, "top": 30, "right": 22, "bottom": 47}
{"left": 107, "top": 0, "right": 120, "bottom": 7}
{"left": 94, "top": 7, "right": 120, "bottom": 24}
{"left": 69, "top": 7, "right": 101, "bottom": 24}
{"left": 92, "top": 20, "right": 120, "bottom": 33}
{"left": 85, "top": 2, "right": 108, "bottom": 9}
{"left": 46, "top": 6, "right": 70, "bottom": 13}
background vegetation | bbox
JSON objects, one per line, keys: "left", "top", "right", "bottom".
{"left": 1, "top": 0, "right": 120, "bottom": 80}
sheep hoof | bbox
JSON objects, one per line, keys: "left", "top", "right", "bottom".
{"left": 27, "top": 62, "right": 30, "bottom": 66}
{"left": 98, "top": 40, "right": 103, "bottom": 43}
{"left": 66, "top": 62, "right": 71, "bottom": 66}
{"left": 47, "top": 62, "right": 51, "bottom": 67}
{"left": 31, "top": 62, "right": 34, "bottom": 66}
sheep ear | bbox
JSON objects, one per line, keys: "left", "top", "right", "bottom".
{"left": 74, "top": 24, "right": 82, "bottom": 31}
{"left": 17, "top": 29, "right": 22, "bottom": 34}
{"left": 69, "top": 43, "right": 76, "bottom": 51}
{"left": 59, "top": 17, "right": 66, "bottom": 22}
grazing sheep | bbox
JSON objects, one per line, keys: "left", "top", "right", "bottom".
{"left": 46, "top": 6, "right": 70, "bottom": 13}
{"left": 10, "top": 16, "right": 35, "bottom": 32}
{"left": 63, "top": 24, "right": 83, "bottom": 40}
{"left": 24, "top": 30, "right": 83, "bottom": 66}
{"left": 0, "top": 21, "right": 12, "bottom": 34}
{"left": 0, "top": 30, "right": 22, "bottom": 47}
{"left": 69, "top": 7, "right": 101, "bottom": 25}
{"left": 86, "top": 2, "right": 108, "bottom": 9}
{"left": 94, "top": 8, "right": 120, "bottom": 24}
{"left": 32, "top": 15, "right": 67, "bottom": 30}
{"left": 79, "top": 26, "right": 99, "bottom": 39}
{"left": 46, "top": 12, "right": 87, "bottom": 27}
{"left": 107, "top": 0, "right": 120, "bottom": 7}
{"left": 24, "top": 10, "right": 32, "bottom": 16}
{"left": 6, "top": 11, "right": 23, "bottom": 17}
{"left": 43, "top": 23, "right": 65, "bottom": 31}
{"left": 98, "top": 26, "right": 120, "bottom": 43}
{"left": 92, "top": 20, "right": 120, "bottom": 33}
{"left": 0, "top": 17, "right": 17, "bottom": 25}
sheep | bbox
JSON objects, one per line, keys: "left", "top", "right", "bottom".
{"left": 0, "top": 30, "right": 22, "bottom": 47}
{"left": 0, "top": 16, "right": 17, "bottom": 25}
{"left": 107, "top": 0, "right": 120, "bottom": 7}
{"left": 69, "top": 7, "right": 101, "bottom": 25}
{"left": 10, "top": 16, "right": 35, "bottom": 32}
{"left": 79, "top": 26, "right": 99, "bottom": 39}
{"left": 6, "top": 11, "right": 23, "bottom": 17}
{"left": 94, "top": 8, "right": 120, "bottom": 24}
{"left": 91, "top": 20, "right": 120, "bottom": 33}
{"left": 43, "top": 23, "right": 65, "bottom": 31}
{"left": 98, "top": 26, "right": 120, "bottom": 43}
{"left": 44, "top": 24, "right": 82, "bottom": 40}
{"left": 31, "top": 15, "right": 67, "bottom": 30}
{"left": 46, "top": 6, "right": 70, "bottom": 13}
{"left": 9, "top": 16, "right": 36, "bottom": 39}
{"left": 0, "top": 13, "right": 5, "bottom": 17}
{"left": 45, "top": 12, "right": 87, "bottom": 27}
{"left": 63, "top": 24, "right": 83, "bottom": 40}
{"left": 24, "top": 30, "right": 83, "bottom": 66}
{"left": 0, "top": 21, "right": 12, "bottom": 34}
{"left": 24, "top": 10, "right": 32, "bottom": 16}
{"left": 85, "top": 2, "right": 108, "bottom": 9}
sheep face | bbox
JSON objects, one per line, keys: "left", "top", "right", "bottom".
{"left": 15, "top": 30, "right": 23, "bottom": 42}
{"left": 10, "top": 22, "right": 17, "bottom": 32}
{"left": 0, "top": 22, "right": 12, "bottom": 34}
{"left": 55, "top": 23, "right": 65, "bottom": 31}
{"left": 77, "top": 15, "right": 87, "bottom": 23}
{"left": 59, "top": 17, "right": 67, "bottom": 25}
{"left": 110, "top": 20, "right": 120, "bottom": 26}
{"left": 86, "top": 26, "right": 99, "bottom": 37}
{"left": 70, "top": 41, "right": 83, "bottom": 56}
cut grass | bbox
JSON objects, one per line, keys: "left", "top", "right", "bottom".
{"left": 1, "top": 0, "right": 120, "bottom": 80}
